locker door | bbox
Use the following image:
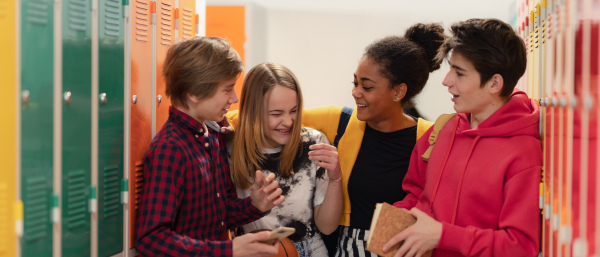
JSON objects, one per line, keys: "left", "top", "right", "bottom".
{"left": 572, "top": 9, "right": 586, "bottom": 256}
{"left": 154, "top": 0, "right": 174, "bottom": 132}
{"left": 178, "top": 0, "right": 195, "bottom": 41}
{"left": 129, "top": 0, "right": 153, "bottom": 248}
{"left": 97, "top": 0, "right": 125, "bottom": 255}
{"left": 589, "top": 10, "right": 599, "bottom": 257}
{"left": 61, "top": 0, "right": 92, "bottom": 255}
{"left": 0, "top": 0, "right": 17, "bottom": 255}
{"left": 20, "top": 0, "right": 55, "bottom": 255}
{"left": 206, "top": 6, "right": 245, "bottom": 111}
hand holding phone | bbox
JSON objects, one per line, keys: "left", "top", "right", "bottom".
{"left": 259, "top": 227, "right": 296, "bottom": 245}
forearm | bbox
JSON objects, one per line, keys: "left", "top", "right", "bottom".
{"left": 437, "top": 223, "right": 538, "bottom": 257}
{"left": 314, "top": 180, "right": 344, "bottom": 235}
{"left": 136, "top": 225, "right": 232, "bottom": 257}
{"left": 226, "top": 196, "right": 267, "bottom": 228}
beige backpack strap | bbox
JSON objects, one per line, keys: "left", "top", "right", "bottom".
{"left": 422, "top": 113, "right": 456, "bottom": 161}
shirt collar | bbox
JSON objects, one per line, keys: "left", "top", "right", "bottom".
{"left": 169, "top": 106, "right": 213, "bottom": 134}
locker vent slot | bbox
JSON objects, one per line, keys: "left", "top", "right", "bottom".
{"left": 26, "top": 0, "right": 49, "bottom": 26}
{"left": 159, "top": 1, "right": 172, "bottom": 45}
{"left": 102, "top": 165, "right": 120, "bottom": 218}
{"left": 134, "top": 162, "right": 144, "bottom": 210}
{"left": 104, "top": 0, "right": 121, "bottom": 37}
{"left": 68, "top": 0, "right": 89, "bottom": 32}
{"left": 0, "top": 183, "right": 8, "bottom": 254}
{"left": 134, "top": 0, "right": 149, "bottom": 42}
{"left": 181, "top": 7, "right": 193, "bottom": 39}
{"left": 66, "top": 169, "right": 86, "bottom": 229}
{"left": 24, "top": 176, "right": 49, "bottom": 242}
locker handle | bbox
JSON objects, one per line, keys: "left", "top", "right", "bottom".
{"left": 22, "top": 90, "right": 30, "bottom": 105}
{"left": 100, "top": 93, "right": 107, "bottom": 104}
{"left": 132, "top": 95, "right": 138, "bottom": 104}
{"left": 584, "top": 96, "right": 593, "bottom": 110}
{"left": 64, "top": 91, "right": 72, "bottom": 104}
{"left": 157, "top": 95, "right": 163, "bottom": 104}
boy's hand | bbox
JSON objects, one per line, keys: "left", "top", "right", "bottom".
{"left": 250, "top": 171, "right": 285, "bottom": 212}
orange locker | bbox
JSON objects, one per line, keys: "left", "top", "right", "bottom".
{"left": 129, "top": 0, "right": 154, "bottom": 249}
{"left": 206, "top": 6, "right": 245, "bottom": 111}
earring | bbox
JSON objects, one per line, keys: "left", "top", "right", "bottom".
{"left": 393, "top": 98, "right": 399, "bottom": 102}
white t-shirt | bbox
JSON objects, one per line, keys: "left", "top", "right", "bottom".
{"left": 237, "top": 127, "right": 330, "bottom": 242}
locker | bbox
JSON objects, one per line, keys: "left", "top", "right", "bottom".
{"left": 97, "top": 0, "right": 125, "bottom": 255}
{"left": 0, "top": 0, "right": 17, "bottom": 255}
{"left": 206, "top": 6, "right": 246, "bottom": 111}
{"left": 178, "top": 0, "right": 196, "bottom": 41}
{"left": 61, "top": 0, "right": 92, "bottom": 255}
{"left": 155, "top": 0, "right": 174, "bottom": 133}
{"left": 20, "top": 0, "right": 55, "bottom": 255}
{"left": 572, "top": 12, "right": 586, "bottom": 257}
{"left": 128, "top": 0, "right": 153, "bottom": 248}
{"left": 590, "top": 8, "right": 599, "bottom": 256}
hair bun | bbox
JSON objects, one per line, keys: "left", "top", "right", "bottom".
{"left": 404, "top": 23, "right": 446, "bottom": 72}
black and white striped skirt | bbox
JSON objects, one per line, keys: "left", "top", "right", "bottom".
{"left": 335, "top": 226, "right": 379, "bottom": 257}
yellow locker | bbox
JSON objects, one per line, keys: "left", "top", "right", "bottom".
{"left": 0, "top": 0, "right": 18, "bottom": 255}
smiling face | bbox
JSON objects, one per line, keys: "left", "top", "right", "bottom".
{"left": 186, "top": 76, "right": 239, "bottom": 124}
{"left": 263, "top": 84, "right": 298, "bottom": 148}
{"left": 442, "top": 51, "right": 501, "bottom": 123}
{"left": 352, "top": 56, "right": 402, "bottom": 124}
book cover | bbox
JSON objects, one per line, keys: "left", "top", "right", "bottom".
{"left": 366, "top": 202, "right": 432, "bottom": 257}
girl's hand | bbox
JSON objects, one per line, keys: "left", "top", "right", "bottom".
{"left": 308, "top": 143, "right": 342, "bottom": 181}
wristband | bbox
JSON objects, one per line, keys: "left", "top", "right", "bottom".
{"left": 329, "top": 173, "right": 342, "bottom": 183}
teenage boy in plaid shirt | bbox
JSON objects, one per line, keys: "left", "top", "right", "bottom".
{"left": 135, "top": 37, "right": 285, "bottom": 257}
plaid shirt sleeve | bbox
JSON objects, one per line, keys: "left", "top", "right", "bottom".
{"left": 135, "top": 142, "right": 233, "bottom": 257}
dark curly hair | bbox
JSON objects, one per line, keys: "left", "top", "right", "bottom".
{"left": 364, "top": 23, "right": 446, "bottom": 107}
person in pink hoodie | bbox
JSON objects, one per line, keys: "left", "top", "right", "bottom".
{"left": 384, "top": 19, "right": 542, "bottom": 257}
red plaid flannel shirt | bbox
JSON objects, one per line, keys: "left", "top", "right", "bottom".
{"left": 135, "top": 106, "right": 265, "bottom": 256}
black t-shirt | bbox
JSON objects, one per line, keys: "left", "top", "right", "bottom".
{"left": 348, "top": 122, "right": 417, "bottom": 230}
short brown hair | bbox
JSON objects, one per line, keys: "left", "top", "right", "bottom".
{"left": 435, "top": 19, "right": 526, "bottom": 98}
{"left": 163, "top": 37, "right": 243, "bottom": 108}
{"left": 230, "top": 63, "right": 303, "bottom": 189}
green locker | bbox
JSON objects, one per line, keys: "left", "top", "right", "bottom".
{"left": 97, "top": 0, "right": 125, "bottom": 255}
{"left": 62, "top": 0, "right": 92, "bottom": 255}
{"left": 20, "top": 0, "right": 55, "bottom": 255}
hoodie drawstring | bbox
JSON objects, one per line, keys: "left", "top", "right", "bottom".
{"left": 429, "top": 119, "right": 459, "bottom": 210}
{"left": 450, "top": 135, "right": 480, "bottom": 224}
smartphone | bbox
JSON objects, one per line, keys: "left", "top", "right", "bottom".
{"left": 259, "top": 227, "right": 296, "bottom": 245}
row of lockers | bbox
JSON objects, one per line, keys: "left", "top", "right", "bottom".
{"left": 0, "top": 0, "right": 201, "bottom": 255}
{"left": 515, "top": 0, "right": 599, "bottom": 256}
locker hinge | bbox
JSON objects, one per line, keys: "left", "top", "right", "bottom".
{"left": 195, "top": 14, "right": 199, "bottom": 35}
{"left": 539, "top": 182, "right": 544, "bottom": 210}
{"left": 121, "top": 179, "right": 129, "bottom": 204}
{"left": 89, "top": 186, "right": 97, "bottom": 213}
{"left": 52, "top": 194, "right": 60, "bottom": 224}
{"left": 15, "top": 200, "right": 23, "bottom": 237}
{"left": 151, "top": 1, "right": 156, "bottom": 25}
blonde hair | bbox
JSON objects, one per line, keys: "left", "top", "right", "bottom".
{"left": 231, "top": 63, "right": 304, "bottom": 189}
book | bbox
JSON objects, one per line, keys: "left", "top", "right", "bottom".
{"left": 366, "top": 202, "right": 432, "bottom": 257}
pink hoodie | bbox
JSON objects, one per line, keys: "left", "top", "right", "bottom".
{"left": 394, "top": 90, "right": 542, "bottom": 257}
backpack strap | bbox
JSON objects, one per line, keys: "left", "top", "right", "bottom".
{"left": 333, "top": 107, "right": 353, "bottom": 147}
{"left": 422, "top": 113, "right": 456, "bottom": 161}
